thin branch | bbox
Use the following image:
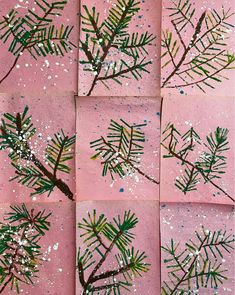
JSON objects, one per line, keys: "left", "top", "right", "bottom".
{"left": 101, "top": 137, "right": 159, "bottom": 185}
{"left": 86, "top": 2, "right": 135, "bottom": 96}
{"left": 0, "top": 274, "right": 13, "bottom": 294}
{"left": 166, "top": 61, "right": 232, "bottom": 89}
{"left": 178, "top": 50, "right": 226, "bottom": 75}
{"left": 0, "top": 7, "right": 53, "bottom": 84}
{"left": 162, "top": 10, "right": 207, "bottom": 87}
{"left": 1, "top": 115, "right": 74, "bottom": 201}
{"left": 171, "top": 20, "right": 186, "bottom": 50}
{"left": 91, "top": 264, "right": 133, "bottom": 283}
{"left": 77, "top": 262, "right": 86, "bottom": 288}
{"left": 53, "top": 136, "right": 68, "bottom": 177}
{"left": 91, "top": 282, "right": 126, "bottom": 292}
{"left": 169, "top": 235, "right": 208, "bottom": 294}
{"left": 82, "top": 231, "right": 123, "bottom": 294}
{"left": 162, "top": 143, "right": 234, "bottom": 202}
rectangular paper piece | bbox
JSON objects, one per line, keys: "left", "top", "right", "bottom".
{"left": 0, "top": 1, "right": 78, "bottom": 93}
{"left": 160, "top": 95, "right": 235, "bottom": 205}
{"left": 78, "top": 0, "right": 161, "bottom": 97}
{"left": 0, "top": 93, "right": 76, "bottom": 203}
{"left": 76, "top": 96, "right": 161, "bottom": 201}
{"left": 160, "top": 203, "right": 235, "bottom": 294}
{"left": 161, "top": 0, "right": 235, "bottom": 96}
{"left": 0, "top": 202, "right": 75, "bottom": 295}
{"left": 76, "top": 200, "right": 160, "bottom": 295}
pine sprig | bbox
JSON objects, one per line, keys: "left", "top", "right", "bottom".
{"left": 0, "top": 0, "right": 75, "bottom": 85}
{"left": 80, "top": 0, "right": 155, "bottom": 96}
{"left": 196, "top": 127, "right": 229, "bottom": 181}
{"left": 0, "top": 204, "right": 51, "bottom": 294}
{"left": 77, "top": 210, "right": 150, "bottom": 294}
{"left": 0, "top": 105, "right": 75, "bottom": 200}
{"left": 161, "top": 123, "right": 234, "bottom": 202}
{"left": 90, "top": 119, "right": 159, "bottom": 185}
{"left": 162, "top": 227, "right": 235, "bottom": 294}
{"left": 45, "top": 130, "right": 76, "bottom": 176}
{"left": 161, "top": 1, "right": 235, "bottom": 92}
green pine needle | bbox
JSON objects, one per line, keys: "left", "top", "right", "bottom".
{"left": 90, "top": 119, "right": 146, "bottom": 181}
{"left": 77, "top": 210, "right": 150, "bottom": 294}
{"left": 162, "top": 227, "right": 235, "bottom": 294}
{"left": 161, "top": 0, "right": 235, "bottom": 91}
{"left": 0, "top": 204, "right": 51, "bottom": 294}
{"left": 0, "top": 106, "right": 75, "bottom": 199}
{"left": 80, "top": 0, "right": 155, "bottom": 95}
{"left": 0, "top": 0, "right": 75, "bottom": 59}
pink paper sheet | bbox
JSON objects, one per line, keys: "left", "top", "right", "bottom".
{"left": 161, "top": 0, "right": 235, "bottom": 96}
{"left": 0, "top": 202, "right": 76, "bottom": 295}
{"left": 160, "top": 202, "right": 235, "bottom": 294}
{"left": 0, "top": 0, "right": 78, "bottom": 94}
{"left": 160, "top": 94, "right": 235, "bottom": 205}
{"left": 76, "top": 96, "right": 161, "bottom": 201}
{"left": 0, "top": 92, "right": 76, "bottom": 203}
{"left": 76, "top": 200, "right": 160, "bottom": 295}
{"left": 78, "top": 0, "right": 161, "bottom": 97}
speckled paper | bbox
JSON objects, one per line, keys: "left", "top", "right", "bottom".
{"left": 78, "top": 0, "right": 161, "bottom": 97}
{"left": 160, "top": 203, "right": 235, "bottom": 294}
{"left": 0, "top": 202, "right": 76, "bottom": 295}
{"left": 160, "top": 95, "right": 235, "bottom": 205}
{"left": 161, "top": 0, "right": 235, "bottom": 96}
{"left": 0, "top": 92, "right": 76, "bottom": 203}
{"left": 76, "top": 96, "right": 161, "bottom": 201}
{"left": 0, "top": 0, "right": 78, "bottom": 94}
{"left": 76, "top": 200, "right": 160, "bottom": 295}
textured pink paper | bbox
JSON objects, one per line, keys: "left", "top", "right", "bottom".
{"left": 160, "top": 202, "right": 235, "bottom": 294}
{"left": 0, "top": 202, "right": 76, "bottom": 295}
{"left": 76, "top": 96, "right": 161, "bottom": 201}
{"left": 160, "top": 95, "right": 235, "bottom": 205}
{"left": 0, "top": 0, "right": 78, "bottom": 94}
{"left": 161, "top": 0, "right": 235, "bottom": 96}
{"left": 78, "top": 0, "right": 161, "bottom": 97}
{"left": 0, "top": 92, "right": 76, "bottom": 203}
{"left": 76, "top": 200, "right": 160, "bottom": 295}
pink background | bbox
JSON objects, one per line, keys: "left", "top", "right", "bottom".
{"left": 78, "top": 0, "right": 161, "bottom": 97}
{"left": 0, "top": 0, "right": 78, "bottom": 94}
{"left": 0, "top": 92, "right": 76, "bottom": 203}
{"left": 160, "top": 202, "right": 235, "bottom": 294}
{"left": 76, "top": 200, "right": 160, "bottom": 294}
{"left": 161, "top": 0, "right": 235, "bottom": 96}
{"left": 0, "top": 202, "right": 76, "bottom": 295}
{"left": 76, "top": 96, "right": 161, "bottom": 201}
{"left": 160, "top": 95, "right": 235, "bottom": 205}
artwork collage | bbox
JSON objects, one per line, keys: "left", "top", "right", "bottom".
{"left": 0, "top": 0, "right": 234, "bottom": 294}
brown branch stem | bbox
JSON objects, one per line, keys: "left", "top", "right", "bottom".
{"left": 0, "top": 274, "right": 13, "bottom": 294}
{"left": 0, "top": 7, "right": 53, "bottom": 85}
{"left": 1, "top": 119, "right": 74, "bottom": 201}
{"left": 101, "top": 136, "right": 159, "bottom": 185}
{"left": 86, "top": 2, "right": 132, "bottom": 96}
{"left": 169, "top": 235, "right": 208, "bottom": 294}
{"left": 31, "top": 154, "right": 74, "bottom": 201}
{"left": 162, "top": 143, "right": 234, "bottom": 203}
{"left": 81, "top": 231, "right": 123, "bottom": 294}
{"left": 162, "top": 11, "right": 207, "bottom": 88}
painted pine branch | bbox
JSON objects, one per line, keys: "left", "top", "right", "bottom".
{"left": 0, "top": 204, "right": 51, "bottom": 294}
{"left": 162, "top": 226, "right": 235, "bottom": 294}
{"left": 0, "top": 105, "right": 75, "bottom": 200}
{"left": 90, "top": 119, "right": 159, "bottom": 185}
{"left": 77, "top": 210, "right": 150, "bottom": 294}
{"left": 161, "top": 0, "right": 235, "bottom": 92}
{"left": 80, "top": 0, "right": 156, "bottom": 96}
{"left": 161, "top": 123, "right": 234, "bottom": 202}
{"left": 0, "top": 0, "right": 75, "bottom": 85}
